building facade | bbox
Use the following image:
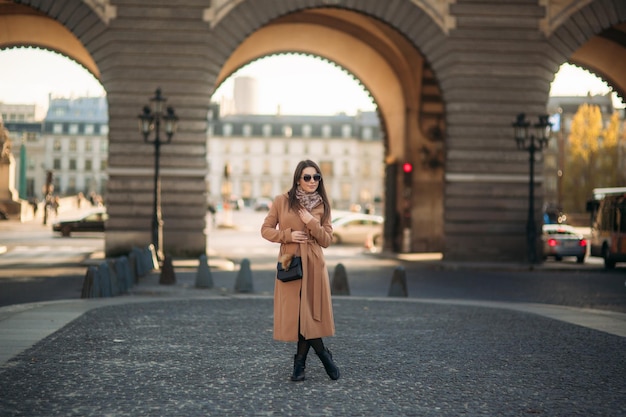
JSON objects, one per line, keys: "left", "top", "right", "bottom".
{"left": 42, "top": 96, "right": 109, "bottom": 200}
{"left": 207, "top": 108, "right": 384, "bottom": 211}
{"left": 3, "top": 0, "right": 626, "bottom": 261}
{"left": 5, "top": 96, "right": 109, "bottom": 203}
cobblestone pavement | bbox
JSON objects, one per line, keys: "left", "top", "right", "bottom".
{"left": 1, "top": 296, "right": 625, "bottom": 417}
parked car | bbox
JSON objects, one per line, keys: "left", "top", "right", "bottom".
{"left": 541, "top": 224, "right": 587, "bottom": 263}
{"left": 254, "top": 198, "right": 273, "bottom": 211}
{"left": 331, "top": 213, "right": 384, "bottom": 245}
{"left": 52, "top": 210, "right": 108, "bottom": 237}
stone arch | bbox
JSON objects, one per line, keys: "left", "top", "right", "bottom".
{"left": 209, "top": 2, "right": 448, "bottom": 251}
{"left": 547, "top": 0, "right": 626, "bottom": 99}
{"left": 0, "top": 2, "right": 104, "bottom": 78}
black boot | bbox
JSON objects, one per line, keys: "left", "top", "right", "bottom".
{"left": 317, "top": 348, "right": 340, "bottom": 380}
{"left": 291, "top": 354, "right": 306, "bottom": 381}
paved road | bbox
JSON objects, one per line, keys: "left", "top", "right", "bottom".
{"left": 0, "top": 294, "right": 624, "bottom": 417}
{"left": 1, "top": 210, "right": 625, "bottom": 416}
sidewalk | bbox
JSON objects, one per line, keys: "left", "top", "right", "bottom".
{"left": 0, "top": 265, "right": 625, "bottom": 416}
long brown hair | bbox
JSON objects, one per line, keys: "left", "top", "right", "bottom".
{"left": 287, "top": 160, "right": 331, "bottom": 224}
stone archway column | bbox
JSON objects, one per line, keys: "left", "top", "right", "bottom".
{"left": 436, "top": 1, "right": 559, "bottom": 262}
{"left": 104, "top": 86, "right": 209, "bottom": 258}
{"left": 97, "top": 7, "right": 211, "bottom": 258}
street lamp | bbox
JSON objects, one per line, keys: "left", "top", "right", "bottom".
{"left": 138, "top": 88, "right": 178, "bottom": 261}
{"left": 512, "top": 113, "right": 552, "bottom": 264}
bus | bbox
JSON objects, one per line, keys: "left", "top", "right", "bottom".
{"left": 586, "top": 187, "right": 626, "bottom": 269}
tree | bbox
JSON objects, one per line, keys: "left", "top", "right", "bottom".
{"left": 562, "top": 103, "right": 623, "bottom": 213}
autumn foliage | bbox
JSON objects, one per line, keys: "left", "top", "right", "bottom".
{"left": 562, "top": 103, "right": 624, "bottom": 213}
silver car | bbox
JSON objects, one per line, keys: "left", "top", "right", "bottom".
{"left": 542, "top": 224, "right": 587, "bottom": 263}
{"left": 331, "top": 213, "right": 384, "bottom": 246}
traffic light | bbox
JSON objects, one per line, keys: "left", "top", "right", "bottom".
{"left": 402, "top": 162, "right": 413, "bottom": 186}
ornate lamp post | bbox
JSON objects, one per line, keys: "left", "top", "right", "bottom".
{"left": 138, "top": 88, "right": 178, "bottom": 261}
{"left": 512, "top": 113, "right": 552, "bottom": 264}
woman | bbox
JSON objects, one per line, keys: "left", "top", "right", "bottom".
{"left": 261, "top": 160, "right": 340, "bottom": 382}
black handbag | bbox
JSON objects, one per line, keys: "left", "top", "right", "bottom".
{"left": 277, "top": 255, "right": 303, "bottom": 282}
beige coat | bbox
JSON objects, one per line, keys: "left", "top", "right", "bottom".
{"left": 261, "top": 193, "right": 335, "bottom": 342}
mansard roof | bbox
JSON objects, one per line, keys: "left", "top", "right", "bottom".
{"left": 211, "top": 111, "right": 381, "bottom": 140}
{"left": 45, "top": 96, "right": 108, "bottom": 124}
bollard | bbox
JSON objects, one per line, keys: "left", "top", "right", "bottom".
{"left": 159, "top": 254, "right": 177, "bottom": 285}
{"left": 195, "top": 254, "right": 214, "bottom": 288}
{"left": 234, "top": 258, "right": 254, "bottom": 293}
{"left": 107, "top": 259, "right": 120, "bottom": 296}
{"left": 115, "top": 256, "right": 129, "bottom": 293}
{"left": 131, "top": 247, "right": 145, "bottom": 278}
{"left": 128, "top": 250, "right": 139, "bottom": 283}
{"left": 89, "top": 266, "right": 101, "bottom": 298}
{"left": 388, "top": 266, "right": 408, "bottom": 297}
{"left": 81, "top": 266, "right": 97, "bottom": 298}
{"left": 331, "top": 263, "right": 350, "bottom": 295}
{"left": 98, "top": 261, "right": 113, "bottom": 297}
{"left": 142, "top": 246, "right": 154, "bottom": 273}
{"left": 120, "top": 256, "right": 134, "bottom": 290}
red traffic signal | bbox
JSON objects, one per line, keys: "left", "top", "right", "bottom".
{"left": 402, "top": 162, "right": 413, "bottom": 173}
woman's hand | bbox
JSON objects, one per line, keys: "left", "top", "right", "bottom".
{"left": 298, "top": 208, "right": 313, "bottom": 224}
{"left": 291, "top": 230, "right": 309, "bottom": 243}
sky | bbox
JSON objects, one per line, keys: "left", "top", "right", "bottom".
{"left": 0, "top": 47, "right": 622, "bottom": 119}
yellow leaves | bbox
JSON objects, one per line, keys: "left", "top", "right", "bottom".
{"left": 602, "top": 112, "right": 620, "bottom": 148}
{"left": 568, "top": 103, "right": 602, "bottom": 162}
{"left": 563, "top": 103, "right": 623, "bottom": 212}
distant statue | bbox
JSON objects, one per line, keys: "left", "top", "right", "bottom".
{"left": 0, "top": 119, "right": 11, "bottom": 164}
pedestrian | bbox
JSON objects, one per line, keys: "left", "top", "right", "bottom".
{"left": 53, "top": 196, "right": 60, "bottom": 216}
{"left": 261, "top": 159, "right": 340, "bottom": 382}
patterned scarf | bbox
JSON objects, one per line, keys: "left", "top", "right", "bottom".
{"left": 296, "top": 187, "right": 323, "bottom": 211}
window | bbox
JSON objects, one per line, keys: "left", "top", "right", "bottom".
{"left": 85, "top": 141, "right": 92, "bottom": 152}
{"left": 69, "top": 124, "right": 79, "bottom": 134}
{"left": 69, "top": 159, "right": 77, "bottom": 170}
{"left": 223, "top": 123, "right": 233, "bottom": 136}
{"left": 100, "top": 160, "right": 107, "bottom": 171}
{"left": 302, "top": 124, "right": 312, "bottom": 138}
{"left": 53, "top": 139, "right": 62, "bottom": 151}
{"left": 283, "top": 125, "right": 292, "bottom": 137}
{"left": 319, "top": 161, "right": 333, "bottom": 177}
{"left": 69, "top": 139, "right": 77, "bottom": 152}
{"left": 243, "top": 124, "right": 252, "bottom": 137}
{"left": 84, "top": 124, "right": 94, "bottom": 135}
{"left": 53, "top": 124, "right": 63, "bottom": 134}
{"left": 262, "top": 124, "right": 272, "bottom": 137}
{"left": 262, "top": 181, "right": 273, "bottom": 197}
{"left": 100, "top": 125, "right": 109, "bottom": 135}
{"left": 85, "top": 160, "right": 92, "bottom": 171}
{"left": 67, "top": 177, "right": 76, "bottom": 194}
{"left": 322, "top": 124, "right": 332, "bottom": 138}
{"left": 362, "top": 127, "right": 373, "bottom": 140}
{"left": 342, "top": 124, "right": 352, "bottom": 138}
{"left": 53, "top": 158, "right": 61, "bottom": 170}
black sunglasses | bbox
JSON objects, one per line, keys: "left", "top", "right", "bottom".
{"left": 301, "top": 174, "right": 322, "bottom": 182}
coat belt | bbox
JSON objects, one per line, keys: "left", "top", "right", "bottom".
{"left": 300, "top": 241, "right": 322, "bottom": 321}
